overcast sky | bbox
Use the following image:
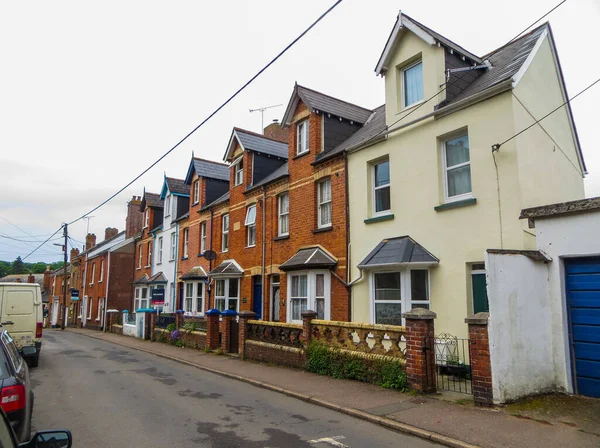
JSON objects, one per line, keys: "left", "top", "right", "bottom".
{"left": 1, "top": 0, "right": 599, "bottom": 264}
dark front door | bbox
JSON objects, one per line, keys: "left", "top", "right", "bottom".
{"left": 566, "top": 257, "right": 600, "bottom": 398}
{"left": 252, "top": 276, "right": 262, "bottom": 320}
{"left": 472, "top": 272, "right": 489, "bottom": 314}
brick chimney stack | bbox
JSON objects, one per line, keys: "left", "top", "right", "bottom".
{"left": 43, "top": 266, "right": 52, "bottom": 291}
{"left": 263, "top": 120, "right": 289, "bottom": 142}
{"left": 85, "top": 233, "right": 96, "bottom": 251}
{"left": 126, "top": 195, "right": 143, "bottom": 239}
{"left": 105, "top": 227, "right": 119, "bottom": 241}
{"left": 70, "top": 248, "right": 80, "bottom": 262}
{"left": 27, "top": 274, "right": 35, "bottom": 284}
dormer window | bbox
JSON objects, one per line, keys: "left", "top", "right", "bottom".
{"left": 165, "top": 195, "right": 171, "bottom": 217}
{"left": 144, "top": 209, "right": 149, "bottom": 228}
{"left": 297, "top": 120, "right": 309, "bottom": 155}
{"left": 193, "top": 180, "right": 199, "bottom": 204}
{"left": 234, "top": 158, "right": 243, "bottom": 186}
{"left": 403, "top": 61, "right": 424, "bottom": 107}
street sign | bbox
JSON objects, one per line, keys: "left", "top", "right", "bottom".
{"left": 152, "top": 288, "right": 165, "bottom": 306}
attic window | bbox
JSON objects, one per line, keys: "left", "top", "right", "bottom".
{"left": 234, "top": 158, "right": 243, "bottom": 186}
{"left": 297, "top": 120, "right": 309, "bottom": 155}
{"left": 403, "top": 61, "right": 424, "bottom": 107}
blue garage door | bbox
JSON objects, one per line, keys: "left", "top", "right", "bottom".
{"left": 566, "top": 257, "right": 600, "bottom": 398}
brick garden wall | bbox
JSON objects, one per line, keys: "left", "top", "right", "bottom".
{"left": 245, "top": 341, "right": 306, "bottom": 369}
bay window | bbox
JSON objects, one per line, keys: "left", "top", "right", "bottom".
{"left": 184, "top": 282, "right": 204, "bottom": 315}
{"left": 287, "top": 271, "right": 331, "bottom": 324}
{"left": 215, "top": 278, "right": 239, "bottom": 312}
{"left": 372, "top": 269, "right": 430, "bottom": 326}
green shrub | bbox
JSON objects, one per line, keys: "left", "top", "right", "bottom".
{"left": 305, "top": 341, "right": 407, "bottom": 391}
{"left": 182, "top": 321, "right": 199, "bottom": 333}
{"left": 166, "top": 323, "right": 177, "bottom": 332}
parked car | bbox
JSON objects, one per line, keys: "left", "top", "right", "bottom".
{"left": 0, "top": 330, "right": 33, "bottom": 443}
{"left": 0, "top": 406, "right": 71, "bottom": 448}
{"left": 0, "top": 283, "right": 43, "bottom": 368}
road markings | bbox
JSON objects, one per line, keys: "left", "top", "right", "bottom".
{"left": 309, "top": 435, "right": 349, "bottom": 447}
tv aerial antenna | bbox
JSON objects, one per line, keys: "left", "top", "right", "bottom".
{"left": 249, "top": 104, "right": 283, "bottom": 134}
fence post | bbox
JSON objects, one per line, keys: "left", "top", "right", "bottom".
{"left": 149, "top": 312, "right": 157, "bottom": 341}
{"left": 238, "top": 311, "right": 256, "bottom": 359}
{"left": 175, "top": 310, "right": 185, "bottom": 330}
{"left": 144, "top": 310, "right": 155, "bottom": 340}
{"left": 301, "top": 310, "right": 317, "bottom": 347}
{"left": 465, "top": 312, "right": 493, "bottom": 407}
{"left": 220, "top": 310, "right": 237, "bottom": 353}
{"left": 403, "top": 308, "right": 437, "bottom": 393}
{"left": 205, "top": 309, "right": 221, "bottom": 350}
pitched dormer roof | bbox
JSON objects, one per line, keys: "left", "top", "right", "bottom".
{"left": 160, "top": 177, "right": 189, "bottom": 199}
{"left": 281, "top": 84, "right": 372, "bottom": 126}
{"left": 224, "top": 128, "right": 288, "bottom": 162}
{"left": 185, "top": 157, "right": 229, "bottom": 184}
{"left": 140, "top": 192, "right": 163, "bottom": 211}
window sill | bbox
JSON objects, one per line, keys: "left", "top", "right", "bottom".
{"left": 274, "top": 235, "right": 289, "bottom": 241}
{"left": 144, "top": 265, "right": 151, "bottom": 268}
{"left": 246, "top": 245, "right": 256, "bottom": 249}
{"left": 156, "top": 262, "right": 162, "bottom": 266}
{"left": 312, "top": 226, "right": 332, "bottom": 234}
{"left": 181, "top": 256, "right": 188, "bottom": 261}
{"left": 364, "top": 214, "right": 395, "bottom": 224}
{"left": 192, "top": 202, "right": 199, "bottom": 206}
{"left": 434, "top": 197, "right": 477, "bottom": 212}
{"left": 293, "top": 151, "right": 310, "bottom": 161}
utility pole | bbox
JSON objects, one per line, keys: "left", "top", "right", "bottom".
{"left": 62, "top": 223, "right": 68, "bottom": 330}
{"left": 249, "top": 104, "right": 283, "bottom": 134}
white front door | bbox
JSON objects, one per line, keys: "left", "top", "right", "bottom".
{"left": 51, "top": 301, "right": 59, "bottom": 326}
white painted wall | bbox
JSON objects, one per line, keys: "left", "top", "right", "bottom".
{"left": 485, "top": 252, "right": 556, "bottom": 402}
{"left": 535, "top": 210, "right": 600, "bottom": 393}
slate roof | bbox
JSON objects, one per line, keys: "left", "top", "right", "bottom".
{"left": 147, "top": 272, "right": 168, "bottom": 284}
{"left": 180, "top": 266, "right": 208, "bottom": 280}
{"left": 209, "top": 260, "right": 244, "bottom": 277}
{"left": 186, "top": 157, "right": 230, "bottom": 183}
{"left": 279, "top": 247, "right": 337, "bottom": 272}
{"left": 316, "top": 105, "right": 386, "bottom": 163}
{"left": 133, "top": 274, "right": 150, "bottom": 285}
{"left": 50, "top": 265, "right": 72, "bottom": 276}
{"left": 232, "top": 128, "right": 288, "bottom": 159}
{"left": 520, "top": 196, "right": 600, "bottom": 221}
{"left": 165, "top": 177, "right": 189, "bottom": 196}
{"left": 245, "top": 163, "right": 289, "bottom": 193}
{"left": 200, "top": 191, "right": 229, "bottom": 211}
{"left": 141, "top": 192, "right": 163, "bottom": 210}
{"left": 173, "top": 212, "right": 189, "bottom": 223}
{"left": 0, "top": 273, "right": 45, "bottom": 284}
{"left": 358, "top": 236, "right": 439, "bottom": 268}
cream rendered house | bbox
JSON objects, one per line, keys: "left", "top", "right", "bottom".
{"left": 345, "top": 13, "right": 586, "bottom": 338}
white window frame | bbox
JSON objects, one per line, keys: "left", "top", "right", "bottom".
{"left": 286, "top": 270, "right": 331, "bottom": 324}
{"left": 372, "top": 159, "right": 391, "bottom": 216}
{"left": 442, "top": 133, "right": 472, "bottom": 203}
{"left": 144, "top": 209, "right": 149, "bottom": 228}
{"left": 184, "top": 281, "right": 205, "bottom": 315}
{"left": 52, "top": 277, "right": 56, "bottom": 296}
{"left": 402, "top": 60, "right": 424, "bottom": 108}
{"left": 90, "top": 263, "right": 95, "bottom": 286}
{"left": 193, "top": 180, "right": 199, "bottom": 204}
{"left": 221, "top": 214, "right": 229, "bottom": 252}
{"left": 157, "top": 237, "right": 163, "bottom": 265}
{"left": 169, "top": 232, "right": 176, "bottom": 261}
{"left": 171, "top": 195, "right": 176, "bottom": 217}
{"left": 214, "top": 278, "right": 240, "bottom": 312}
{"left": 183, "top": 228, "right": 189, "bottom": 258}
{"left": 296, "top": 120, "right": 309, "bottom": 155}
{"left": 96, "top": 298, "right": 103, "bottom": 321}
{"left": 278, "top": 193, "right": 289, "bottom": 237}
{"left": 234, "top": 158, "right": 243, "bottom": 186}
{"left": 370, "top": 268, "right": 431, "bottom": 326}
{"left": 137, "top": 245, "right": 143, "bottom": 269}
{"left": 317, "top": 179, "right": 332, "bottom": 229}
{"left": 200, "top": 222, "right": 207, "bottom": 254}
{"left": 87, "top": 297, "right": 93, "bottom": 320}
{"left": 165, "top": 195, "right": 171, "bottom": 217}
{"left": 99, "top": 260, "right": 104, "bottom": 283}
{"left": 245, "top": 205, "right": 257, "bottom": 247}
{"left": 146, "top": 241, "right": 152, "bottom": 267}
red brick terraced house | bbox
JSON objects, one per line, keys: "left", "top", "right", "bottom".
{"left": 177, "top": 157, "right": 229, "bottom": 316}
{"left": 48, "top": 264, "right": 71, "bottom": 328}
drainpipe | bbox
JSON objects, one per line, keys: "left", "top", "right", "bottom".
{"left": 174, "top": 223, "right": 179, "bottom": 313}
{"left": 261, "top": 187, "right": 267, "bottom": 320}
{"left": 344, "top": 154, "right": 352, "bottom": 322}
{"left": 209, "top": 208, "right": 214, "bottom": 308}
{"left": 103, "top": 252, "right": 111, "bottom": 332}
{"left": 82, "top": 260, "right": 88, "bottom": 328}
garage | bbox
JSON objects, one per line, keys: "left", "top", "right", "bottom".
{"left": 565, "top": 257, "right": 600, "bottom": 398}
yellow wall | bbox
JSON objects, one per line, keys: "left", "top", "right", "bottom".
{"left": 349, "top": 30, "right": 584, "bottom": 338}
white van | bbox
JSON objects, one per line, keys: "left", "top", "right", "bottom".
{"left": 0, "top": 283, "right": 43, "bottom": 367}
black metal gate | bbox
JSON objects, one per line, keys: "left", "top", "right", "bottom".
{"left": 434, "top": 333, "right": 472, "bottom": 394}
{"left": 229, "top": 318, "right": 239, "bottom": 353}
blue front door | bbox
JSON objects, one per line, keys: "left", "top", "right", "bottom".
{"left": 252, "top": 276, "right": 262, "bottom": 320}
{"left": 565, "top": 257, "right": 600, "bottom": 398}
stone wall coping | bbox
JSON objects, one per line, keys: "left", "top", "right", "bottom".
{"left": 312, "top": 319, "right": 406, "bottom": 333}
{"left": 246, "top": 340, "right": 304, "bottom": 354}
{"left": 465, "top": 312, "right": 489, "bottom": 325}
{"left": 402, "top": 308, "right": 437, "bottom": 320}
{"left": 238, "top": 311, "right": 256, "bottom": 318}
{"left": 301, "top": 310, "right": 318, "bottom": 318}
{"left": 247, "top": 320, "right": 302, "bottom": 329}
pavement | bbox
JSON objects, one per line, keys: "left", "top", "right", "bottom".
{"left": 64, "top": 328, "right": 600, "bottom": 448}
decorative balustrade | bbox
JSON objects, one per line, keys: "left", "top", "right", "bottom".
{"left": 311, "top": 320, "right": 406, "bottom": 361}
{"left": 247, "top": 320, "right": 303, "bottom": 348}
{"left": 156, "top": 314, "right": 176, "bottom": 329}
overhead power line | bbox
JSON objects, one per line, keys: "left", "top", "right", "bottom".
{"left": 66, "top": 0, "right": 343, "bottom": 227}
{"left": 22, "top": 226, "right": 64, "bottom": 261}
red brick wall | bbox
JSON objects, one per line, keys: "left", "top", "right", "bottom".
{"left": 84, "top": 253, "right": 108, "bottom": 324}
{"left": 467, "top": 318, "right": 494, "bottom": 406}
{"left": 245, "top": 343, "right": 306, "bottom": 368}
{"left": 134, "top": 236, "right": 154, "bottom": 280}
{"left": 126, "top": 196, "right": 143, "bottom": 239}
{"left": 108, "top": 252, "right": 135, "bottom": 311}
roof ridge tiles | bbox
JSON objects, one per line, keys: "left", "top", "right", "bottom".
{"left": 296, "top": 84, "right": 372, "bottom": 114}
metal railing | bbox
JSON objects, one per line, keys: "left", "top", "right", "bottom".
{"left": 434, "top": 333, "right": 472, "bottom": 394}
{"left": 156, "top": 314, "right": 176, "bottom": 329}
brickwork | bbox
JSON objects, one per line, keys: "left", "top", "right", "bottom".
{"left": 108, "top": 252, "right": 135, "bottom": 312}
{"left": 403, "top": 309, "right": 437, "bottom": 393}
{"left": 302, "top": 310, "right": 317, "bottom": 344}
{"left": 125, "top": 196, "right": 143, "bottom": 239}
{"left": 238, "top": 311, "right": 255, "bottom": 359}
{"left": 245, "top": 343, "right": 306, "bottom": 369}
{"left": 205, "top": 309, "right": 220, "bottom": 349}
{"left": 466, "top": 313, "right": 494, "bottom": 406}
{"left": 220, "top": 311, "right": 235, "bottom": 353}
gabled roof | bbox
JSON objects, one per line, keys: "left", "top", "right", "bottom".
{"left": 87, "top": 231, "right": 126, "bottom": 259}
{"left": 520, "top": 196, "right": 600, "bottom": 221}
{"left": 245, "top": 162, "right": 289, "bottom": 193}
{"left": 147, "top": 272, "right": 168, "bottom": 284}
{"left": 160, "top": 176, "right": 189, "bottom": 199}
{"left": 133, "top": 273, "right": 149, "bottom": 285}
{"left": 224, "top": 128, "right": 288, "bottom": 162}
{"left": 209, "top": 259, "right": 244, "bottom": 277}
{"left": 185, "top": 157, "right": 229, "bottom": 184}
{"left": 200, "top": 191, "right": 229, "bottom": 211}
{"left": 180, "top": 266, "right": 208, "bottom": 280}
{"left": 316, "top": 105, "right": 386, "bottom": 163}
{"left": 281, "top": 84, "right": 372, "bottom": 126}
{"left": 279, "top": 247, "right": 337, "bottom": 272}
{"left": 358, "top": 236, "right": 439, "bottom": 269}
{"left": 140, "top": 191, "right": 163, "bottom": 211}
{"left": 375, "top": 12, "right": 482, "bottom": 76}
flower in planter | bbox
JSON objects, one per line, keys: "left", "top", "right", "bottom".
{"left": 170, "top": 329, "right": 181, "bottom": 343}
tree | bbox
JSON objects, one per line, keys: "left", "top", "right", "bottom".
{"left": 0, "top": 261, "right": 11, "bottom": 278}
{"left": 12, "top": 257, "right": 26, "bottom": 274}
